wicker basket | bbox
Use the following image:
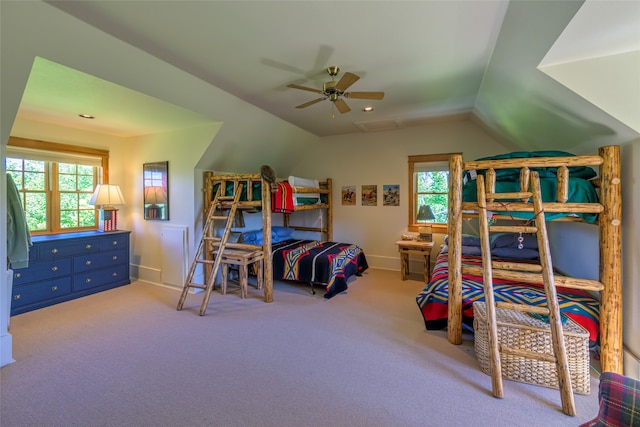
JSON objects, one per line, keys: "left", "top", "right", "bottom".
{"left": 473, "top": 302, "right": 591, "bottom": 395}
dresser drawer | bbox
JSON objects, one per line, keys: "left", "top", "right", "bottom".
{"left": 12, "top": 258, "right": 72, "bottom": 286}
{"left": 74, "top": 249, "right": 128, "bottom": 273}
{"left": 100, "top": 234, "right": 129, "bottom": 251}
{"left": 12, "top": 277, "right": 72, "bottom": 309}
{"left": 73, "top": 264, "right": 129, "bottom": 292}
{"left": 39, "top": 238, "right": 101, "bottom": 259}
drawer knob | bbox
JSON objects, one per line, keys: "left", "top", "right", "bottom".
{"left": 51, "top": 248, "right": 58, "bottom": 254}
{"left": 86, "top": 260, "right": 92, "bottom": 265}
{"left": 86, "top": 278, "right": 92, "bottom": 283}
{"left": 112, "top": 256, "right": 118, "bottom": 261}
{"left": 51, "top": 285, "right": 58, "bottom": 291}
{"left": 112, "top": 241, "right": 118, "bottom": 246}
{"left": 14, "top": 294, "right": 20, "bottom": 301}
{"left": 51, "top": 266, "right": 58, "bottom": 272}
{"left": 14, "top": 272, "right": 21, "bottom": 279}
{"left": 85, "top": 244, "right": 92, "bottom": 249}
{"left": 112, "top": 272, "right": 118, "bottom": 277}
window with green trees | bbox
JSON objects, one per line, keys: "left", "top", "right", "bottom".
{"left": 6, "top": 137, "right": 109, "bottom": 234}
{"left": 408, "top": 153, "right": 459, "bottom": 233}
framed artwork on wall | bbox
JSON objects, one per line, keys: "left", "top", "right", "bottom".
{"left": 342, "top": 185, "right": 356, "bottom": 206}
{"left": 361, "top": 184, "right": 377, "bottom": 206}
{"left": 383, "top": 184, "right": 400, "bottom": 206}
{"left": 143, "top": 161, "right": 169, "bottom": 220}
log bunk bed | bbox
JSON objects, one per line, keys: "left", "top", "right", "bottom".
{"left": 419, "top": 145, "right": 622, "bottom": 375}
{"left": 202, "top": 171, "right": 368, "bottom": 302}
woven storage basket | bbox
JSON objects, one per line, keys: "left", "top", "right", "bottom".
{"left": 473, "top": 301, "right": 591, "bottom": 395}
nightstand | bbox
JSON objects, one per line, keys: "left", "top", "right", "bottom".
{"left": 395, "top": 240, "right": 434, "bottom": 282}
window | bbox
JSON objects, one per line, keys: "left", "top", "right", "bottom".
{"left": 6, "top": 137, "right": 109, "bottom": 234}
{"left": 408, "top": 153, "right": 459, "bottom": 233}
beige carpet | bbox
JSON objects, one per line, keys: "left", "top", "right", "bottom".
{"left": 1, "top": 268, "right": 600, "bottom": 426}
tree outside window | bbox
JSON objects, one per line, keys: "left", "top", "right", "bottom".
{"left": 408, "top": 153, "right": 459, "bottom": 233}
{"left": 6, "top": 137, "right": 109, "bottom": 234}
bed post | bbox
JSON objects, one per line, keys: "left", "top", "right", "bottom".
{"left": 598, "top": 145, "right": 623, "bottom": 374}
{"left": 202, "top": 172, "right": 214, "bottom": 279}
{"left": 262, "top": 177, "right": 274, "bottom": 303}
{"left": 448, "top": 154, "right": 464, "bottom": 345}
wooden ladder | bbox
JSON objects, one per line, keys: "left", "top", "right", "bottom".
{"left": 474, "top": 171, "right": 602, "bottom": 416}
{"left": 176, "top": 181, "right": 244, "bottom": 315}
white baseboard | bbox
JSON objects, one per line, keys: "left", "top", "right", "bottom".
{"left": 365, "top": 254, "right": 434, "bottom": 278}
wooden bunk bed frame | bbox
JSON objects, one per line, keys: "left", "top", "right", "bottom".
{"left": 446, "top": 145, "right": 623, "bottom": 374}
{"left": 202, "top": 171, "right": 333, "bottom": 303}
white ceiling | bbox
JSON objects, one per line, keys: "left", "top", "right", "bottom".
{"left": 13, "top": 0, "right": 640, "bottom": 144}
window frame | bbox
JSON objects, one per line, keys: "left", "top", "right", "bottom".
{"left": 408, "top": 153, "right": 459, "bottom": 234}
{"left": 7, "top": 136, "right": 109, "bottom": 235}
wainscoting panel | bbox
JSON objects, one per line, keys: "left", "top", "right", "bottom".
{"left": 161, "top": 225, "right": 188, "bottom": 288}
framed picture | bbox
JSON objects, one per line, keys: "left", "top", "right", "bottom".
{"left": 342, "top": 185, "right": 356, "bottom": 206}
{"left": 383, "top": 184, "right": 400, "bottom": 206}
{"left": 143, "top": 161, "right": 169, "bottom": 220}
{"left": 361, "top": 184, "right": 377, "bottom": 206}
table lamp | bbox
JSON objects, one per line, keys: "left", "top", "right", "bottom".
{"left": 416, "top": 204, "right": 435, "bottom": 242}
{"left": 90, "top": 184, "right": 126, "bottom": 232}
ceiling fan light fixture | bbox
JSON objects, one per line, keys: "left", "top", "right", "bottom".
{"left": 79, "top": 113, "right": 95, "bottom": 119}
{"left": 287, "top": 66, "right": 384, "bottom": 116}
{"left": 363, "top": 106, "right": 374, "bottom": 112}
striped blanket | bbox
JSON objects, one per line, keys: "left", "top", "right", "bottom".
{"left": 416, "top": 252, "right": 600, "bottom": 346}
{"left": 272, "top": 239, "right": 369, "bottom": 299}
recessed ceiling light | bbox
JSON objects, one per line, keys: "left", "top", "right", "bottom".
{"left": 79, "top": 114, "right": 95, "bottom": 119}
{"left": 362, "top": 106, "right": 374, "bottom": 112}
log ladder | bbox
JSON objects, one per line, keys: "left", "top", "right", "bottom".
{"left": 176, "top": 181, "right": 244, "bottom": 315}
{"left": 474, "top": 171, "right": 604, "bottom": 416}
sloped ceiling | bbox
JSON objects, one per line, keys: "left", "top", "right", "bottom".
{"left": 11, "top": 0, "right": 640, "bottom": 150}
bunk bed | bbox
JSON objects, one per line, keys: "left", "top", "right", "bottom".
{"left": 417, "top": 145, "right": 622, "bottom": 374}
{"left": 202, "top": 171, "right": 368, "bottom": 300}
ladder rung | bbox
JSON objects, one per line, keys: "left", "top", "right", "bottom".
{"left": 218, "top": 196, "right": 235, "bottom": 201}
{"left": 487, "top": 191, "right": 532, "bottom": 200}
{"left": 185, "top": 283, "right": 207, "bottom": 290}
{"left": 492, "top": 261, "right": 542, "bottom": 273}
{"left": 495, "top": 302, "right": 549, "bottom": 315}
{"left": 211, "top": 216, "right": 229, "bottom": 220}
{"left": 195, "top": 259, "right": 215, "bottom": 265}
{"left": 462, "top": 265, "right": 605, "bottom": 291}
{"left": 500, "top": 345, "right": 556, "bottom": 363}
{"left": 489, "top": 225, "right": 538, "bottom": 233}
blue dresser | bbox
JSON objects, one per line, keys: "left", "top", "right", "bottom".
{"left": 10, "top": 230, "right": 131, "bottom": 316}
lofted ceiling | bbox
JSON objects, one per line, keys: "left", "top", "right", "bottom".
{"left": 12, "top": 1, "right": 640, "bottom": 147}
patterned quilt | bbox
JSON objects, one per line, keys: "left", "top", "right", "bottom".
{"left": 416, "top": 252, "right": 600, "bottom": 346}
{"left": 272, "top": 239, "right": 369, "bottom": 299}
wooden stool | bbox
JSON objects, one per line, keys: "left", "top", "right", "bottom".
{"left": 220, "top": 249, "right": 264, "bottom": 298}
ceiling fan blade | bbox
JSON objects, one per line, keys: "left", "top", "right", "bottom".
{"left": 334, "top": 72, "right": 360, "bottom": 92}
{"left": 287, "top": 83, "right": 324, "bottom": 94}
{"left": 295, "top": 98, "right": 325, "bottom": 109}
{"left": 333, "top": 98, "right": 351, "bottom": 114}
{"left": 345, "top": 91, "right": 385, "bottom": 100}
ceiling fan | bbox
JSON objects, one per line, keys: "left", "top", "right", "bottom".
{"left": 287, "top": 66, "right": 384, "bottom": 115}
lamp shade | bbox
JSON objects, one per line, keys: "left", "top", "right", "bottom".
{"left": 144, "top": 186, "right": 167, "bottom": 205}
{"left": 417, "top": 204, "right": 435, "bottom": 221}
{"left": 89, "top": 184, "right": 126, "bottom": 210}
